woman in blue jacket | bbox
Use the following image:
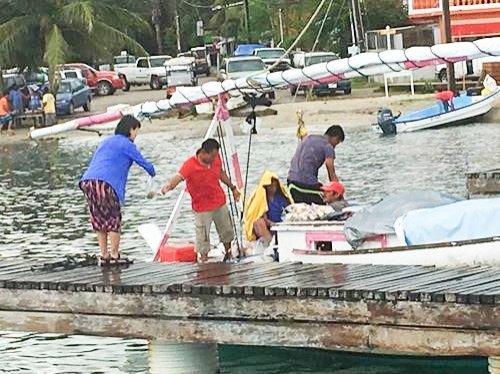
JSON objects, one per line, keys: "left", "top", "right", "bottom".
{"left": 80, "top": 115, "right": 155, "bottom": 265}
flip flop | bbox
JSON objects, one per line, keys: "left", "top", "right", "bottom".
{"left": 109, "top": 254, "right": 134, "bottom": 266}
{"left": 99, "top": 256, "right": 111, "bottom": 267}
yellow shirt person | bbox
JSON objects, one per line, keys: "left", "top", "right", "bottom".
{"left": 42, "top": 90, "right": 57, "bottom": 126}
{"left": 42, "top": 92, "right": 56, "bottom": 114}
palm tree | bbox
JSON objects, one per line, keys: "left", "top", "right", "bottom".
{"left": 0, "top": 0, "right": 151, "bottom": 89}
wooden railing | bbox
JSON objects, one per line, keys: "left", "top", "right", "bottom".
{"left": 409, "top": 0, "right": 500, "bottom": 14}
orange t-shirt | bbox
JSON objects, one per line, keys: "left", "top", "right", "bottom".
{"left": 179, "top": 154, "right": 226, "bottom": 213}
{"left": 435, "top": 90, "right": 454, "bottom": 101}
{"left": 0, "top": 97, "right": 9, "bottom": 116}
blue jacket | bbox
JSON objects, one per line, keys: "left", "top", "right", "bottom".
{"left": 81, "top": 134, "right": 155, "bottom": 204}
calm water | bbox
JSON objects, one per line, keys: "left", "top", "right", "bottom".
{"left": 1, "top": 121, "right": 499, "bottom": 373}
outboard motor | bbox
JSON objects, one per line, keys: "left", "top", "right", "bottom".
{"left": 377, "top": 107, "right": 397, "bottom": 135}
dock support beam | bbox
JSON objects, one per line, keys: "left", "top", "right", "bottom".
{"left": 149, "top": 340, "right": 219, "bottom": 374}
{"left": 489, "top": 357, "right": 500, "bottom": 374}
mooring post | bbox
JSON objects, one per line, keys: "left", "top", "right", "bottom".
{"left": 489, "top": 357, "right": 500, "bottom": 374}
{"left": 149, "top": 340, "right": 219, "bottom": 374}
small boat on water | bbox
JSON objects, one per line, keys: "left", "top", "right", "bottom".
{"left": 373, "top": 78, "right": 500, "bottom": 135}
{"left": 274, "top": 193, "right": 500, "bottom": 267}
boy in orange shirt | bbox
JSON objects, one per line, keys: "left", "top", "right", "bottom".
{"left": 0, "top": 89, "right": 14, "bottom": 136}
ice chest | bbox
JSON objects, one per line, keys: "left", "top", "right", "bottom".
{"left": 157, "top": 242, "right": 197, "bottom": 262}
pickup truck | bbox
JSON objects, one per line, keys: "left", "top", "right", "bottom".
{"left": 219, "top": 56, "right": 275, "bottom": 99}
{"left": 291, "top": 52, "right": 351, "bottom": 96}
{"left": 116, "top": 55, "right": 172, "bottom": 91}
{"left": 61, "top": 63, "right": 123, "bottom": 96}
{"left": 253, "top": 48, "right": 290, "bottom": 72}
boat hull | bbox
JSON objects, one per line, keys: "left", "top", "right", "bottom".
{"left": 289, "top": 239, "right": 500, "bottom": 267}
{"left": 372, "top": 89, "right": 500, "bottom": 134}
{"left": 274, "top": 222, "right": 500, "bottom": 267}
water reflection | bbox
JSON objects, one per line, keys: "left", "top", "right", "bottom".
{"left": 0, "top": 122, "right": 498, "bottom": 372}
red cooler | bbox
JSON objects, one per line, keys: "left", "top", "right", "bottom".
{"left": 157, "top": 242, "right": 197, "bottom": 263}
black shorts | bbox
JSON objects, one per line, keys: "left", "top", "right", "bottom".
{"left": 287, "top": 180, "right": 325, "bottom": 205}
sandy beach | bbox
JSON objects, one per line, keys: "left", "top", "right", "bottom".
{"left": 1, "top": 89, "right": 499, "bottom": 145}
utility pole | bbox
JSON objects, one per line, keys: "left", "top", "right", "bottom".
{"left": 243, "top": 0, "right": 251, "bottom": 42}
{"left": 277, "top": 8, "right": 284, "bottom": 47}
{"left": 152, "top": 0, "right": 162, "bottom": 54}
{"left": 442, "top": 0, "right": 456, "bottom": 91}
{"left": 174, "top": 0, "right": 181, "bottom": 53}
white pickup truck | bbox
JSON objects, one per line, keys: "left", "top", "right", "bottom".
{"left": 436, "top": 56, "right": 500, "bottom": 82}
{"left": 219, "top": 56, "right": 275, "bottom": 99}
{"left": 116, "top": 55, "right": 172, "bottom": 91}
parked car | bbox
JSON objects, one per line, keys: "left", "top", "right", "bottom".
{"left": 60, "top": 63, "right": 123, "bottom": 96}
{"left": 219, "top": 56, "right": 275, "bottom": 99}
{"left": 55, "top": 78, "right": 92, "bottom": 115}
{"left": 190, "top": 46, "right": 210, "bottom": 76}
{"left": 253, "top": 48, "right": 290, "bottom": 71}
{"left": 291, "top": 52, "right": 351, "bottom": 96}
{"left": 115, "top": 55, "right": 172, "bottom": 91}
{"left": 233, "top": 44, "right": 266, "bottom": 57}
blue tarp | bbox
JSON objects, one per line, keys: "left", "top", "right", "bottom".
{"left": 402, "top": 198, "right": 500, "bottom": 245}
{"left": 344, "top": 190, "right": 460, "bottom": 248}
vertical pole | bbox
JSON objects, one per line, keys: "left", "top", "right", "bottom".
{"left": 244, "top": 0, "right": 251, "bottom": 42}
{"left": 442, "top": 0, "right": 456, "bottom": 92}
{"left": 155, "top": 24, "right": 163, "bottom": 54}
{"left": 152, "top": 0, "right": 163, "bottom": 54}
{"left": 356, "top": 0, "right": 366, "bottom": 51}
{"left": 278, "top": 8, "right": 284, "bottom": 47}
{"left": 386, "top": 26, "right": 392, "bottom": 50}
{"left": 175, "top": 9, "right": 182, "bottom": 53}
{"left": 350, "top": 0, "right": 360, "bottom": 47}
{"left": 349, "top": 6, "right": 356, "bottom": 47}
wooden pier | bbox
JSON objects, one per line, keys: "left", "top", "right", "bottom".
{"left": 0, "top": 260, "right": 499, "bottom": 360}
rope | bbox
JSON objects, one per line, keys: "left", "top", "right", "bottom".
{"left": 241, "top": 110, "right": 257, "bottom": 221}
{"left": 267, "top": 0, "right": 329, "bottom": 72}
{"left": 31, "top": 254, "right": 98, "bottom": 272}
{"left": 312, "top": 0, "right": 335, "bottom": 52}
{"left": 216, "top": 123, "right": 243, "bottom": 256}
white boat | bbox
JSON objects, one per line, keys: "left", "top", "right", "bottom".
{"left": 274, "top": 196, "right": 500, "bottom": 267}
{"left": 373, "top": 86, "right": 500, "bottom": 135}
{"left": 274, "top": 221, "right": 500, "bottom": 267}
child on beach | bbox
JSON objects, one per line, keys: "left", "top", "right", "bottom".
{"left": 29, "top": 88, "right": 42, "bottom": 112}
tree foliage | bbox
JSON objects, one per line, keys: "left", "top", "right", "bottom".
{"left": 0, "top": 0, "right": 151, "bottom": 88}
{"left": 0, "top": 0, "right": 409, "bottom": 73}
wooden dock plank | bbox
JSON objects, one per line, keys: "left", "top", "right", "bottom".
{"left": 0, "top": 261, "right": 498, "bottom": 356}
